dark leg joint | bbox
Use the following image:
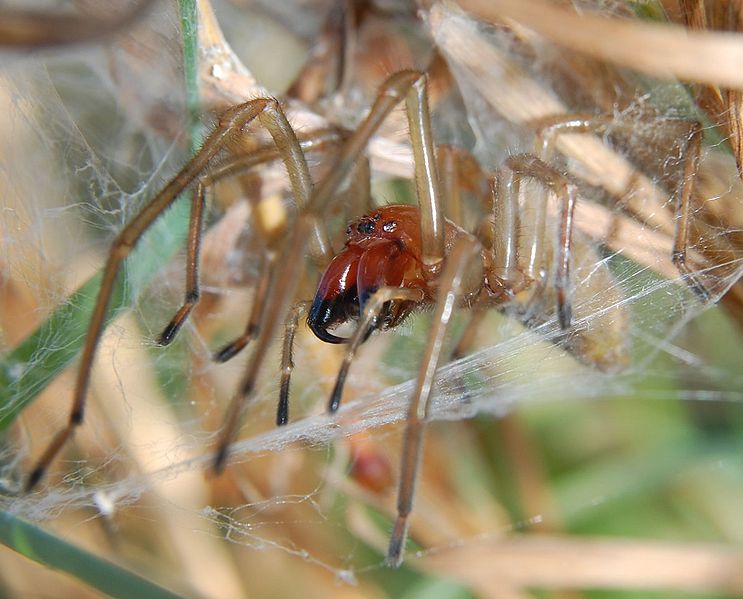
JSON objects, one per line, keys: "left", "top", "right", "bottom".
{"left": 556, "top": 287, "right": 572, "bottom": 330}
{"left": 70, "top": 410, "right": 84, "bottom": 426}
{"left": 25, "top": 467, "right": 45, "bottom": 492}
{"left": 328, "top": 378, "right": 344, "bottom": 413}
{"left": 685, "top": 277, "right": 712, "bottom": 303}
{"left": 277, "top": 380, "right": 290, "bottom": 426}
{"left": 240, "top": 379, "right": 254, "bottom": 397}
{"left": 159, "top": 293, "right": 200, "bottom": 346}
{"left": 213, "top": 445, "right": 229, "bottom": 475}
{"left": 157, "top": 320, "right": 181, "bottom": 346}
{"left": 385, "top": 515, "right": 409, "bottom": 568}
{"left": 213, "top": 339, "right": 247, "bottom": 363}
{"left": 213, "top": 324, "right": 258, "bottom": 363}
{"left": 671, "top": 252, "right": 712, "bottom": 303}
{"left": 557, "top": 303, "right": 572, "bottom": 330}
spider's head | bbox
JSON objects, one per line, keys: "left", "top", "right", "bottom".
{"left": 345, "top": 205, "right": 421, "bottom": 250}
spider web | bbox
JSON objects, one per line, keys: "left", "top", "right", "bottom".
{"left": 2, "top": 1, "right": 743, "bottom": 597}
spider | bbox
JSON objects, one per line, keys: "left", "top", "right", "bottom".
{"left": 21, "top": 5, "right": 712, "bottom": 568}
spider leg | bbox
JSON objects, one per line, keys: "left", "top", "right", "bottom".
{"left": 327, "top": 287, "right": 425, "bottom": 414}
{"left": 206, "top": 128, "right": 343, "bottom": 190}
{"left": 26, "top": 98, "right": 316, "bottom": 491}
{"left": 212, "top": 130, "right": 347, "bottom": 363}
{"left": 451, "top": 303, "right": 487, "bottom": 360}
{"left": 534, "top": 115, "right": 712, "bottom": 302}
{"left": 492, "top": 168, "right": 521, "bottom": 289}
{"left": 436, "top": 144, "right": 493, "bottom": 231}
{"left": 213, "top": 250, "right": 276, "bottom": 363}
{"left": 286, "top": 0, "right": 356, "bottom": 103}
{"left": 158, "top": 182, "right": 208, "bottom": 346}
{"left": 344, "top": 154, "right": 373, "bottom": 225}
{"left": 212, "top": 69, "right": 446, "bottom": 472}
{"left": 277, "top": 302, "right": 309, "bottom": 426}
{"left": 405, "top": 78, "right": 445, "bottom": 269}
{"left": 533, "top": 113, "right": 611, "bottom": 161}
{"left": 433, "top": 144, "right": 492, "bottom": 360}
{"left": 162, "top": 130, "right": 343, "bottom": 355}
{"left": 386, "top": 235, "right": 482, "bottom": 568}
{"left": 504, "top": 154, "right": 577, "bottom": 330}
{"left": 671, "top": 122, "right": 712, "bottom": 302}
{"left": 437, "top": 144, "right": 464, "bottom": 225}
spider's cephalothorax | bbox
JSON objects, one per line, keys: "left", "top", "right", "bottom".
{"left": 307, "top": 204, "right": 484, "bottom": 343}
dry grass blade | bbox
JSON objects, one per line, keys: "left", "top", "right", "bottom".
{"left": 0, "top": 1, "right": 157, "bottom": 48}
{"left": 669, "top": 0, "right": 743, "bottom": 181}
{"left": 456, "top": 0, "right": 743, "bottom": 89}
{"left": 421, "top": 534, "right": 743, "bottom": 595}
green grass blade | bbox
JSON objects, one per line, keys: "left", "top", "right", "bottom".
{"left": 179, "top": 0, "right": 202, "bottom": 152}
{"left": 0, "top": 511, "right": 184, "bottom": 598}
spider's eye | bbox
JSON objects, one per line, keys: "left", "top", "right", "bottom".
{"left": 382, "top": 220, "right": 396, "bottom": 233}
{"left": 357, "top": 220, "right": 375, "bottom": 235}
